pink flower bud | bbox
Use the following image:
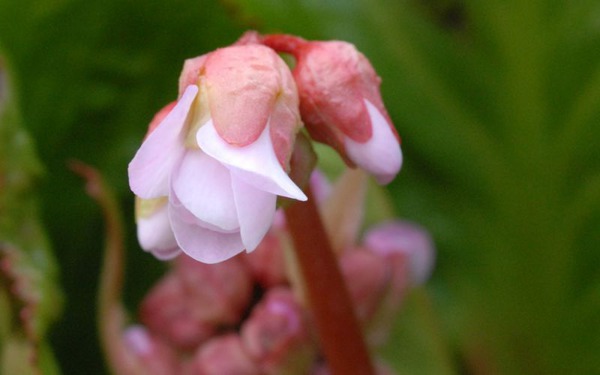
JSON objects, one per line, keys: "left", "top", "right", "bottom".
{"left": 289, "top": 40, "right": 403, "bottom": 184}
{"left": 241, "top": 288, "right": 316, "bottom": 375}
{"left": 129, "top": 44, "right": 307, "bottom": 264}
{"left": 175, "top": 255, "right": 253, "bottom": 324}
{"left": 364, "top": 221, "right": 435, "bottom": 285}
{"left": 123, "top": 325, "right": 181, "bottom": 375}
{"left": 139, "top": 255, "right": 252, "bottom": 349}
{"left": 243, "top": 230, "right": 288, "bottom": 288}
{"left": 183, "top": 334, "right": 260, "bottom": 375}
{"left": 139, "top": 273, "right": 216, "bottom": 350}
{"left": 339, "top": 249, "right": 389, "bottom": 323}
{"left": 361, "top": 221, "right": 434, "bottom": 345}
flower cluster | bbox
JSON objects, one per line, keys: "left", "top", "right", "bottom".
{"left": 119, "top": 208, "right": 433, "bottom": 375}
{"left": 128, "top": 31, "right": 402, "bottom": 264}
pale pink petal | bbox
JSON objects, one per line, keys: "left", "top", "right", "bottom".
{"left": 128, "top": 85, "right": 199, "bottom": 198}
{"left": 231, "top": 177, "right": 277, "bottom": 252}
{"left": 344, "top": 99, "right": 402, "bottom": 185}
{"left": 136, "top": 201, "right": 180, "bottom": 260}
{"left": 169, "top": 194, "right": 245, "bottom": 264}
{"left": 171, "top": 150, "right": 239, "bottom": 231}
{"left": 150, "top": 247, "right": 182, "bottom": 261}
{"left": 197, "top": 121, "right": 307, "bottom": 201}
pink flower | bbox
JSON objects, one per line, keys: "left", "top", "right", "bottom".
{"left": 290, "top": 40, "right": 402, "bottom": 184}
{"left": 129, "top": 45, "right": 306, "bottom": 264}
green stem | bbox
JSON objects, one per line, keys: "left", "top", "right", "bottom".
{"left": 284, "top": 187, "right": 375, "bottom": 375}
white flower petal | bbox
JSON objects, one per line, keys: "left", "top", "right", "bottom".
{"left": 197, "top": 120, "right": 307, "bottom": 201}
{"left": 171, "top": 150, "right": 239, "bottom": 231}
{"left": 136, "top": 201, "right": 180, "bottom": 260}
{"left": 128, "top": 85, "right": 199, "bottom": 198}
{"left": 231, "top": 177, "right": 277, "bottom": 252}
{"left": 169, "top": 196, "right": 245, "bottom": 264}
{"left": 150, "top": 247, "right": 182, "bottom": 261}
{"left": 344, "top": 99, "right": 402, "bottom": 185}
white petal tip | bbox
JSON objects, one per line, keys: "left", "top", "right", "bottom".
{"left": 345, "top": 99, "right": 402, "bottom": 185}
{"left": 290, "top": 189, "right": 308, "bottom": 201}
{"left": 148, "top": 247, "right": 182, "bottom": 261}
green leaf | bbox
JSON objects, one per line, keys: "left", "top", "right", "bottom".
{"left": 0, "top": 54, "right": 62, "bottom": 374}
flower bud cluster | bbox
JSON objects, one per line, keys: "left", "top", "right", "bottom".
{"left": 129, "top": 31, "right": 403, "bottom": 264}
{"left": 121, "top": 212, "right": 434, "bottom": 374}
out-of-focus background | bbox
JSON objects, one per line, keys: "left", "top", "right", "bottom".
{"left": 1, "top": 1, "right": 598, "bottom": 374}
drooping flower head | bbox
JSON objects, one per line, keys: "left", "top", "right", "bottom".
{"left": 263, "top": 35, "right": 403, "bottom": 185}
{"left": 129, "top": 44, "right": 306, "bottom": 264}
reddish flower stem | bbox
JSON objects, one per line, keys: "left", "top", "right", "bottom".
{"left": 284, "top": 187, "right": 375, "bottom": 375}
{"left": 262, "top": 34, "right": 308, "bottom": 57}
{"left": 70, "top": 161, "right": 143, "bottom": 375}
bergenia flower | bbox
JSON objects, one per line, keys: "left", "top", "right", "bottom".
{"left": 283, "top": 39, "right": 403, "bottom": 185}
{"left": 129, "top": 44, "right": 306, "bottom": 264}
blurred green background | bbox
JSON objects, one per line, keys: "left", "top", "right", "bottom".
{"left": 1, "top": 0, "right": 599, "bottom": 374}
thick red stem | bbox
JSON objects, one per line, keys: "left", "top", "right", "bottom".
{"left": 284, "top": 187, "right": 375, "bottom": 375}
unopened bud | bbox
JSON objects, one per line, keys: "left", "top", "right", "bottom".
{"left": 340, "top": 249, "right": 388, "bottom": 323}
{"left": 290, "top": 40, "right": 402, "bottom": 184}
{"left": 241, "top": 288, "right": 316, "bottom": 375}
{"left": 139, "top": 255, "right": 252, "bottom": 349}
{"left": 361, "top": 221, "right": 435, "bottom": 345}
{"left": 176, "top": 255, "right": 253, "bottom": 323}
{"left": 183, "top": 334, "right": 260, "bottom": 375}
{"left": 139, "top": 273, "right": 215, "bottom": 350}
{"left": 123, "top": 325, "right": 181, "bottom": 375}
{"left": 364, "top": 221, "right": 435, "bottom": 285}
{"left": 243, "top": 231, "right": 288, "bottom": 288}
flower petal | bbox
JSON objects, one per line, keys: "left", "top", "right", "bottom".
{"left": 231, "top": 177, "right": 277, "bottom": 252}
{"left": 171, "top": 150, "right": 239, "bottom": 231}
{"left": 169, "top": 195, "right": 245, "bottom": 264}
{"left": 197, "top": 120, "right": 307, "bottom": 201}
{"left": 344, "top": 99, "right": 402, "bottom": 185}
{"left": 136, "top": 200, "right": 180, "bottom": 260}
{"left": 150, "top": 247, "right": 182, "bottom": 260}
{"left": 205, "top": 45, "right": 280, "bottom": 146}
{"left": 128, "top": 85, "right": 199, "bottom": 199}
